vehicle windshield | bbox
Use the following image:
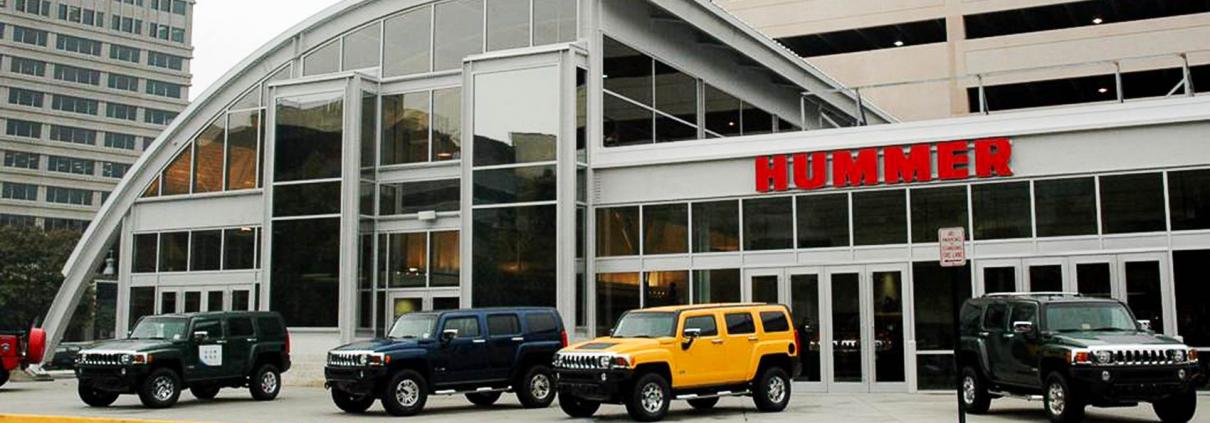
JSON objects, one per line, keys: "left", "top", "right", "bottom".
{"left": 1046, "top": 303, "right": 1138, "bottom": 332}
{"left": 129, "top": 317, "right": 189, "bottom": 341}
{"left": 388, "top": 314, "right": 437, "bottom": 339}
{"left": 612, "top": 312, "right": 676, "bottom": 338}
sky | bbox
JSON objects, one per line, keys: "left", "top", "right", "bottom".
{"left": 190, "top": 0, "right": 341, "bottom": 100}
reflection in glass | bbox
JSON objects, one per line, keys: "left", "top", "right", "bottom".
{"left": 790, "top": 274, "right": 821, "bottom": 382}
{"left": 642, "top": 203, "right": 687, "bottom": 255}
{"left": 596, "top": 272, "right": 640, "bottom": 336}
{"left": 983, "top": 267, "right": 1015, "bottom": 293}
{"left": 381, "top": 91, "right": 430, "bottom": 165}
{"left": 162, "top": 147, "right": 191, "bottom": 195}
{"left": 1034, "top": 178, "right": 1096, "bottom": 237}
{"left": 1173, "top": 250, "right": 1210, "bottom": 346}
{"left": 224, "top": 228, "right": 256, "bottom": 270}
{"left": 797, "top": 194, "right": 849, "bottom": 248}
{"left": 190, "top": 230, "right": 221, "bottom": 271}
{"left": 575, "top": 69, "right": 587, "bottom": 162}
{"left": 273, "top": 181, "right": 341, "bottom": 217}
{"left": 1100, "top": 173, "right": 1165, "bottom": 234}
{"left": 602, "top": 37, "right": 651, "bottom": 105}
{"left": 389, "top": 233, "right": 426, "bottom": 288}
{"left": 752, "top": 275, "right": 779, "bottom": 304}
{"left": 430, "top": 231, "right": 459, "bottom": 287}
{"left": 972, "top": 182, "right": 1031, "bottom": 240}
{"left": 1029, "top": 265, "right": 1063, "bottom": 292}
{"left": 1125, "top": 261, "right": 1163, "bottom": 333}
{"left": 603, "top": 93, "right": 653, "bottom": 147}
{"left": 133, "top": 233, "right": 158, "bottom": 273}
{"left": 533, "top": 0, "right": 576, "bottom": 45}
{"left": 275, "top": 93, "right": 343, "bottom": 181}
{"left": 487, "top": 0, "right": 529, "bottom": 51}
{"left": 130, "top": 287, "right": 155, "bottom": 327}
{"left": 704, "top": 84, "right": 741, "bottom": 137}
{"left": 472, "top": 205, "right": 557, "bottom": 307}
{"left": 852, "top": 190, "right": 907, "bottom": 246}
{"left": 473, "top": 165, "right": 557, "bottom": 205}
{"left": 159, "top": 232, "right": 188, "bottom": 272}
{"left": 873, "top": 271, "right": 904, "bottom": 382}
{"left": 379, "top": 179, "right": 460, "bottom": 215}
{"left": 432, "top": 87, "right": 461, "bottom": 161}
{"left": 597, "top": 207, "right": 639, "bottom": 257}
{"left": 271, "top": 218, "right": 340, "bottom": 327}
{"left": 910, "top": 186, "right": 968, "bottom": 243}
{"left": 361, "top": 92, "right": 377, "bottom": 170}
{"left": 302, "top": 41, "right": 339, "bottom": 76}
{"left": 644, "top": 271, "right": 688, "bottom": 307}
{"left": 192, "top": 120, "right": 224, "bottom": 193}
{"left": 342, "top": 22, "right": 381, "bottom": 71}
{"left": 654, "top": 61, "right": 697, "bottom": 126}
{"left": 434, "top": 0, "right": 484, "bottom": 71}
{"left": 741, "top": 102, "right": 773, "bottom": 135}
{"left": 743, "top": 197, "right": 793, "bottom": 250}
{"left": 474, "top": 67, "right": 558, "bottom": 165}
{"left": 1169, "top": 169, "right": 1210, "bottom": 231}
{"left": 691, "top": 269, "right": 740, "bottom": 303}
{"left": 184, "top": 291, "right": 201, "bottom": 313}
{"left": 207, "top": 291, "right": 224, "bottom": 311}
{"left": 383, "top": 7, "right": 431, "bottom": 77}
{"left": 831, "top": 273, "right": 862, "bottom": 383}
{"left": 913, "top": 263, "right": 971, "bottom": 350}
{"left": 692, "top": 200, "right": 739, "bottom": 253}
{"left": 226, "top": 111, "right": 259, "bottom": 190}
{"left": 161, "top": 292, "right": 176, "bottom": 314}
{"left": 916, "top": 354, "right": 956, "bottom": 390}
{"left": 1077, "top": 263, "right": 1112, "bottom": 298}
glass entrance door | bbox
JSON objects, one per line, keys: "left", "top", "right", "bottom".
{"left": 1116, "top": 253, "right": 1171, "bottom": 335}
{"left": 824, "top": 265, "right": 909, "bottom": 393}
{"left": 385, "top": 290, "right": 462, "bottom": 326}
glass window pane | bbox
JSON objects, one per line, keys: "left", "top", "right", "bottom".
{"left": 645, "top": 271, "right": 688, "bottom": 307}
{"left": 741, "top": 103, "right": 773, "bottom": 136}
{"left": 388, "top": 233, "right": 426, "bottom": 288}
{"left": 381, "top": 91, "right": 430, "bottom": 165}
{"left": 226, "top": 111, "right": 259, "bottom": 190}
{"left": 129, "top": 287, "right": 155, "bottom": 327}
{"left": 654, "top": 61, "right": 696, "bottom": 125}
{"left": 972, "top": 182, "right": 1031, "bottom": 240}
{"left": 655, "top": 114, "right": 696, "bottom": 143}
{"left": 597, "top": 206, "right": 639, "bottom": 257}
{"left": 912, "top": 262, "right": 971, "bottom": 350}
{"left": 133, "top": 233, "right": 158, "bottom": 273}
{"left": 431, "top": 231, "right": 459, "bottom": 287}
{"left": 271, "top": 218, "right": 340, "bottom": 327}
{"left": 691, "top": 200, "right": 739, "bottom": 253}
{"left": 797, "top": 194, "right": 849, "bottom": 248}
{"left": 602, "top": 37, "right": 651, "bottom": 105}
{"left": 342, "top": 22, "right": 381, "bottom": 71}
{"left": 433, "top": 0, "right": 483, "bottom": 71}
{"left": 275, "top": 93, "right": 343, "bottom": 181}
{"left": 916, "top": 354, "right": 957, "bottom": 391}
{"left": 302, "top": 40, "right": 339, "bottom": 76}
{"left": 596, "top": 272, "right": 640, "bottom": 336}
{"left": 872, "top": 271, "right": 904, "bottom": 382}
{"left": 1169, "top": 169, "right": 1210, "bottom": 231}
{"left": 162, "top": 146, "right": 192, "bottom": 195}
{"left": 910, "top": 186, "right": 968, "bottom": 243}
{"left": 190, "top": 230, "right": 221, "bottom": 271}
{"left": 1029, "top": 265, "right": 1063, "bottom": 292}
{"left": 432, "top": 87, "right": 462, "bottom": 161}
{"left": 383, "top": 6, "right": 431, "bottom": 77}
{"left": 273, "top": 181, "right": 341, "bottom": 217}
{"left": 192, "top": 120, "right": 224, "bottom": 193}
{"left": 576, "top": 69, "right": 587, "bottom": 162}
{"left": 533, "top": 0, "right": 576, "bottom": 45}
{"left": 692, "top": 269, "right": 740, "bottom": 303}
{"left": 1076, "top": 262, "right": 1111, "bottom": 299}
{"left": 379, "top": 179, "right": 460, "bottom": 215}
{"left": 1173, "top": 250, "right": 1210, "bottom": 346}
{"left": 361, "top": 92, "right": 377, "bottom": 171}
{"left": 790, "top": 274, "right": 821, "bottom": 382}
{"left": 1035, "top": 177, "right": 1097, "bottom": 237}
{"left": 1125, "top": 261, "right": 1164, "bottom": 333}
{"left": 1100, "top": 173, "right": 1166, "bottom": 234}
{"left": 852, "top": 189, "right": 907, "bottom": 246}
{"left": 983, "top": 267, "right": 1015, "bottom": 293}
{"left": 473, "top": 66, "right": 558, "bottom": 166}
{"left": 743, "top": 197, "right": 793, "bottom": 250}
{"left": 603, "top": 93, "right": 653, "bottom": 147}
{"left": 159, "top": 231, "right": 188, "bottom": 272}
{"left": 486, "top": 0, "right": 529, "bottom": 51}
{"left": 472, "top": 165, "right": 557, "bottom": 205}
{"left": 704, "top": 84, "right": 741, "bottom": 137}
{"left": 161, "top": 292, "right": 177, "bottom": 314}
{"left": 642, "top": 203, "right": 687, "bottom": 255}
{"left": 224, "top": 228, "right": 257, "bottom": 270}
{"left": 472, "top": 205, "right": 558, "bottom": 307}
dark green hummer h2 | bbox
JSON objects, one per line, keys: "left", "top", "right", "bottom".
{"left": 74, "top": 311, "right": 291, "bottom": 408}
{"left": 959, "top": 293, "right": 1202, "bottom": 423}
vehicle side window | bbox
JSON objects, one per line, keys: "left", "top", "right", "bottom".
{"left": 960, "top": 303, "right": 983, "bottom": 335}
{"left": 228, "top": 317, "right": 255, "bottom": 338}
{"left": 525, "top": 313, "right": 558, "bottom": 334}
{"left": 443, "top": 316, "right": 481, "bottom": 338}
{"left": 759, "top": 311, "right": 790, "bottom": 333}
{"left": 1010, "top": 303, "right": 1037, "bottom": 324}
{"left": 256, "top": 317, "right": 284, "bottom": 339}
{"left": 487, "top": 314, "right": 521, "bottom": 336}
{"left": 192, "top": 319, "right": 223, "bottom": 339}
{"left": 983, "top": 303, "right": 1008, "bottom": 331}
{"left": 724, "top": 312, "right": 756, "bottom": 335}
{"left": 683, "top": 315, "right": 718, "bottom": 337}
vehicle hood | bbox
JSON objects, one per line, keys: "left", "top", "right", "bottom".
{"left": 562, "top": 337, "right": 672, "bottom": 355}
{"left": 1050, "top": 331, "right": 1184, "bottom": 348}
{"left": 331, "top": 338, "right": 430, "bottom": 353}
{"left": 84, "top": 339, "right": 175, "bottom": 352}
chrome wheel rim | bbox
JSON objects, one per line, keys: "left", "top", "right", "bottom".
{"left": 260, "top": 371, "right": 278, "bottom": 394}
{"left": 767, "top": 375, "right": 787, "bottom": 404}
{"left": 531, "top": 374, "right": 551, "bottom": 400}
{"left": 640, "top": 383, "right": 664, "bottom": 414}
{"left": 152, "top": 376, "right": 175, "bottom": 401}
{"left": 395, "top": 379, "right": 420, "bottom": 407}
{"left": 962, "top": 376, "right": 976, "bottom": 405}
{"left": 1047, "top": 382, "right": 1065, "bottom": 416}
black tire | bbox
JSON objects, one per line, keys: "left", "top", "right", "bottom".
{"left": 516, "top": 365, "right": 556, "bottom": 408}
{"left": 78, "top": 383, "right": 119, "bottom": 407}
{"left": 752, "top": 366, "right": 791, "bottom": 412}
{"left": 380, "top": 369, "right": 428, "bottom": 417}
{"left": 960, "top": 366, "right": 992, "bottom": 414}
{"left": 558, "top": 390, "right": 601, "bottom": 418}
{"left": 466, "top": 391, "right": 503, "bottom": 407}
{"left": 138, "top": 367, "right": 181, "bottom": 408}
{"left": 625, "top": 372, "right": 671, "bottom": 422}
{"left": 190, "top": 385, "right": 220, "bottom": 400}
{"left": 0, "top": 368, "right": 9, "bottom": 388}
{"left": 1153, "top": 389, "right": 1197, "bottom": 423}
{"left": 687, "top": 397, "right": 719, "bottom": 410}
{"left": 249, "top": 364, "right": 281, "bottom": 401}
{"left": 331, "top": 387, "right": 376, "bottom": 413}
{"left": 1043, "top": 372, "right": 1085, "bottom": 423}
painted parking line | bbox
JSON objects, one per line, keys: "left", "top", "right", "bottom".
{"left": 0, "top": 415, "right": 216, "bottom": 423}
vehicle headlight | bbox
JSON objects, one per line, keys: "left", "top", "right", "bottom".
{"left": 367, "top": 353, "right": 387, "bottom": 366}
{"left": 598, "top": 355, "right": 612, "bottom": 369}
{"left": 0, "top": 343, "right": 9, "bottom": 353}
{"left": 1094, "top": 350, "right": 1114, "bottom": 364}
{"left": 1171, "top": 349, "right": 1187, "bottom": 363}
{"left": 552, "top": 353, "right": 563, "bottom": 367}
{"left": 357, "top": 354, "right": 370, "bottom": 366}
{"left": 120, "top": 354, "right": 134, "bottom": 365}
{"left": 610, "top": 355, "right": 631, "bottom": 369}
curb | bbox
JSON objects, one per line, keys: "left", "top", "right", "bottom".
{"left": 0, "top": 415, "right": 216, "bottom": 423}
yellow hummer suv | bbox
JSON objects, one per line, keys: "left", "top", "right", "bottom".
{"left": 553, "top": 303, "right": 801, "bottom": 421}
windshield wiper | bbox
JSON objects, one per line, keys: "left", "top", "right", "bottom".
{"left": 1088, "top": 327, "right": 1131, "bottom": 332}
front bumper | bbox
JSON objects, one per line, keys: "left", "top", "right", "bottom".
{"left": 75, "top": 365, "right": 148, "bottom": 393}
{"left": 1071, "top": 364, "right": 1202, "bottom": 403}
{"left": 554, "top": 368, "right": 634, "bottom": 403}
{"left": 324, "top": 366, "right": 388, "bottom": 396}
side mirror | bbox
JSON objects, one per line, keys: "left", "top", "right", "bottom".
{"left": 607, "top": 328, "right": 615, "bottom": 337}
{"left": 440, "top": 329, "right": 458, "bottom": 343}
{"left": 192, "top": 331, "right": 209, "bottom": 342}
{"left": 1012, "top": 321, "right": 1034, "bottom": 334}
{"left": 1137, "top": 320, "right": 1152, "bottom": 331}
{"left": 681, "top": 328, "right": 701, "bottom": 349}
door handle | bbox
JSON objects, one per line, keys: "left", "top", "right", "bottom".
{"left": 247, "top": 338, "right": 257, "bottom": 342}
{"left": 216, "top": 340, "right": 227, "bottom": 344}
{"left": 511, "top": 337, "right": 524, "bottom": 342}
{"left": 472, "top": 339, "right": 486, "bottom": 344}
{"left": 1002, "top": 333, "right": 1014, "bottom": 339}
{"left": 711, "top": 339, "right": 724, "bottom": 345}
{"left": 748, "top": 336, "right": 759, "bottom": 342}
{"left": 978, "top": 332, "right": 990, "bottom": 337}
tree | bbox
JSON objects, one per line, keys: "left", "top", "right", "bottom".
{"left": 0, "top": 226, "right": 81, "bottom": 332}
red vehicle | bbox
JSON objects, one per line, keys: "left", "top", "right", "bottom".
{"left": 0, "top": 328, "right": 45, "bottom": 388}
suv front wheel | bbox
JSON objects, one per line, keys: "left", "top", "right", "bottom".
{"left": 626, "top": 372, "right": 671, "bottom": 422}
{"left": 1043, "top": 372, "right": 1085, "bottom": 423}
{"left": 1153, "top": 389, "right": 1197, "bottom": 423}
{"left": 332, "top": 387, "right": 376, "bottom": 413}
{"left": 78, "top": 383, "right": 119, "bottom": 407}
{"left": 138, "top": 367, "right": 182, "bottom": 408}
{"left": 558, "top": 390, "right": 600, "bottom": 418}
{"left": 381, "top": 369, "right": 428, "bottom": 416}
{"left": 959, "top": 366, "right": 991, "bottom": 414}
{"left": 753, "top": 366, "right": 791, "bottom": 412}
{"left": 516, "top": 364, "right": 556, "bottom": 408}
{"left": 249, "top": 364, "right": 281, "bottom": 401}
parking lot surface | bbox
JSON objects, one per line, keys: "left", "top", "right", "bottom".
{"left": 0, "top": 379, "right": 1204, "bottom": 422}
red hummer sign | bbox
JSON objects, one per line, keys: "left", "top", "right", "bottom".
{"left": 755, "top": 138, "right": 1014, "bottom": 192}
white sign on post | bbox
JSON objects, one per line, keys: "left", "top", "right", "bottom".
{"left": 939, "top": 227, "right": 966, "bottom": 267}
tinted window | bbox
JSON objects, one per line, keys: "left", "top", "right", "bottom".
{"left": 914, "top": 262, "right": 971, "bottom": 350}
{"left": 159, "top": 232, "right": 188, "bottom": 272}
{"left": 1100, "top": 173, "right": 1166, "bottom": 234}
{"left": 797, "top": 194, "right": 849, "bottom": 248}
{"left": 983, "top": 303, "right": 1007, "bottom": 331}
{"left": 1010, "top": 303, "right": 1037, "bottom": 325}
{"left": 959, "top": 303, "right": 982, "bottom": 335}
{"left": 525, "top": 313, "right": 559, "bottom": 334}
{"left": 852, "top": 190, "right": 907, "bottom": 245}
{"left": 192, "top": 319, "right": 223, "bottom": 338}
{"left": 643, "top": 203, "right": 688, "bottom": 255}
{"left": 972, "top": 182, "right": 1031, "bottom": 240}
{"left": 130, "top": 287, "right": 155, "bottom": 328}
{"left": 743, "top": 197, "right": 793, "bottom": 250}
{"left": 692, "top": 269, "right": 740, "bottom": 303}
{"left": 275, "top": 93, "right": 343, "bottom": 182}
{"left": 133, "top": 233, "right": 158, "bottom": 273}
{"left": 444, "top": 316, "right": 481, "bottom": 338}
{"left": 190, "top": 230, "right": 221, "bottom": 271}
{"left": 256, "top": 317, "right": 285, "bottom": 338}
{"left": 683, "top": 315, "right": 718, "bottom": 337}
{"left": 597, "top": 207, "right": 639, "bottom": 256}
{"left": 487, "top": 314, "right": 521, "bottom": 336}
{"left": 691, "top": 200, "right": 739, "bottom": 253}
{"left": 725, "top": 312, "right": 755, "bottom": 334}
{"left": 472, "top": 206, "right": 557, "bottom": 308}
{"left": 760, "top": 311, "right": 790, "bottom": 332}
{"left": 910, "top": 186, "right": 968, "bottom": 243}
{"left": 228, "top": 317, "right": 255, "bottom": 337}
{"left": 1034, "top": 178, "right": 1097, "bottom": 237}
{"left": 1169, "top": 169, "right": 1210, "bottom": 231}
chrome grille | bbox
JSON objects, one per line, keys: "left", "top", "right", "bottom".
{"left": 79, "top": 352, "right": 124, "bottom": 366}
{"left": 556, "top": 353, "right": 608, "bottom": 370}
{"left": 327, "top": 351, "right": 363, "bottom": 367}
{"left": 1101, "top": 348, "right": 1176, "bottom": 366}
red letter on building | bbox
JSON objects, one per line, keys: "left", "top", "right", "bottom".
{"left": 792, "top": 152, "right": 827, "bottom": 190}
{"left": 937, "top": 141, "right": 969, "bottom": 180}
{"left": 884, "top": 144, "right": 933, "bottom": 184}
{"left": 755, "top": 155, "right": 788, "bottom": 192}
{"left": 832, "top": 148, "right": 879, "bottom": 187}
{"left": 974, "top": 137, "right": 1014, "bottom": 177}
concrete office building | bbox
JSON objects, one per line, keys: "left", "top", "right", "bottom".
{"left": 37, "top": 0, "right": 1210, "bottom": 392}
{"left": 717, "top": 0, "right": 1210, "bottom": 121}
{"left": 1, "top": 0, "right": 193, "bottom": 231}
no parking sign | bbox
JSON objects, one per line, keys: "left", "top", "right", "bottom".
{"left": 939, "top": 227, "right": 966, "bottom": 267}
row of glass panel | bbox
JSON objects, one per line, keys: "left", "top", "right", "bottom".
{"left": 142, "top": 110, "right": 263, "bottom": 197}
{"left": 363, "top": 231, "right": 460, "bottom": 289}
{"left": 597, "top": 169, "right": 1210, "bottom": 256}
{"left": 131, "top": 227, "right": 260, "bottom": 273}
{"left": 128, "top": 285, "right": 257, "bottom": 328}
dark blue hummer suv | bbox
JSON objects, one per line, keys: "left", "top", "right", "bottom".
{"left": 324, "top": 307, "right": 567, "bottom": 416}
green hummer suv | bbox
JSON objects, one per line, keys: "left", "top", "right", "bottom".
{"left": 959, "top": 293, "right": 1202, "bottom": 423}
{"left": 74, "top": 311, "right": 291, "bottom": 408}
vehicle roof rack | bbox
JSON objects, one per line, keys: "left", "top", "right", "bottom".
{"left": 982, "top": 292, "right": 1082, "bottom": 298}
